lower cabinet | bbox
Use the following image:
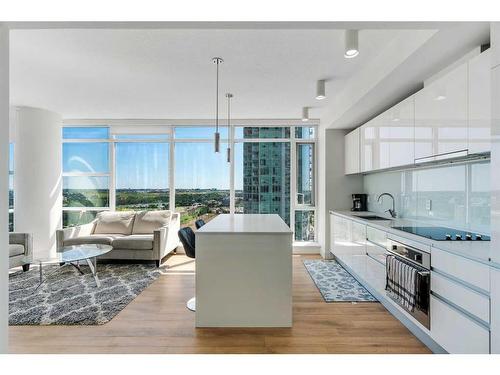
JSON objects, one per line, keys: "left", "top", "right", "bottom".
{"left": 430, "top": 247, "right": 491, "bottom": 354}
{"left": 366, "top": 226, "right": 387, "bottom": 265}
{"left": 430, "top": 295, "right": 490, "bottom": 354}
{"left": 331, "top": 214, "right": 367, "bottom": 257}
{"left": 331, "top": 214, "right": 351, "bottom": 256}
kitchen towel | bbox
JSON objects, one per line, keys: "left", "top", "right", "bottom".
{"left": 386, "top": 255, "right": 419, "bottom": 311}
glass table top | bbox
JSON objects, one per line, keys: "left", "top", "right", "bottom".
{"left": 34, "top": 244, "right": 113, "bottom": 264}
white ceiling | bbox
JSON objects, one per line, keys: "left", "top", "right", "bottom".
{"left": 9, "top": 23, "right": 490, "bottom": 127}
{"left": 10, "top": 28, "right": 417, "bottom": 120}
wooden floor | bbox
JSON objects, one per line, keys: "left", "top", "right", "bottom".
{"left": 9, "top": 254, "right": 431, "bottom": 354}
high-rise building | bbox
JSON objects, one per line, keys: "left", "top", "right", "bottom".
{"left": 242, "top": 127, "right": 291, "bottom": 225}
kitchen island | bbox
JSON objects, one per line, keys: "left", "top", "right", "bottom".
{"left": 195, "top": 214, "right": 293, "bottom": 327}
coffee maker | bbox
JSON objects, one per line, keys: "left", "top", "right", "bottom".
{"left": 351, "top": 194, "right": 367, "bottom": 212}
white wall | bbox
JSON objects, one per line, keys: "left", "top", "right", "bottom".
{"left": 0, "top": 23, "right": 9, "bottom": 354}
{"left": 14, "top": 106, "right": 62, "bottom": 258}
{"left": 318, "top": 127, "right": 363, "bottom": 258}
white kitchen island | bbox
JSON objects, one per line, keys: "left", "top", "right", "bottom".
{"left": 195, "top": 214, "right": 293, "bottom": 327}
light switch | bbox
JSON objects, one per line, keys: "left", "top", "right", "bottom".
{"left": 425, "top": 199, "right": 432, "bottom": 211}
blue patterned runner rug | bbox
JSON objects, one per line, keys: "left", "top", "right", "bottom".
{"left": 303, "top": 259, "right": 377, "bottom": 302}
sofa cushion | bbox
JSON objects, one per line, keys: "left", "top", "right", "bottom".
{"left": 112, "top": 235, "right": 154, "bottom": 250}
{"left": 94, "top": 211, "right": 136, "bottom": 235}
{"left": 132, "top": 210, "right": 171, "bottom": 234}
{"left": 64, "top": 234, "right": 124, "bottom": 247}
{"left": 9, "top": 244, "right": 25, "bottom": 258}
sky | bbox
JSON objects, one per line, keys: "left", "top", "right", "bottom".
{"left": 63, "top": 141, "right": 237, "bottom": 190}
{"left": 62, "top": 127, "right": 240, "bottom": 190}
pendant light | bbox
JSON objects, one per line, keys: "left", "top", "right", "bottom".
{"left": 316, "top": 79, "right": 326, "bottom": 100}
{"left": 212, "top": 57, "right": 224, "bottom": 152}
{"left": 344, "top": 30, "right": 359, "bottom": 59}
{"left": 225, "top": 93, "right": 233, "bottom": 163}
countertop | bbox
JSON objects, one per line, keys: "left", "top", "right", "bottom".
{"left": 197, "top": 214, "right": 292, "bottom": 234}
{"left": 330, "top": 210, "right": 491, "bottom": 265}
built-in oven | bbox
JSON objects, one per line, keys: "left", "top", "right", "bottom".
{"left": 386, "top": 239, "right": 431, "bottom": 329}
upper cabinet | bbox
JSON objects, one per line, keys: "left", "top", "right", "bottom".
{"left": 344, "top": 128, "right": 360, "bottom": 175}
{"left": 382, "top": 96, "right": 415, "bottom": 168}
{"left": 414, "top": 62, "right": 468, "bottom": 161}
{"left": 468, "top": 49, "right": 491, "bottom": 154}
{"left": 345, "top": 48, "right": 491, "bottom": 175}
{"left": 359, "top": 97, "right": 415, "bottom": 173}
{"left": 360, "top": 117, "right": 379, "bottom": 172}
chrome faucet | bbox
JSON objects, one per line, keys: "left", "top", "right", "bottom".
{"left": 377, "top": 193, "right": 397, "bottom": 218}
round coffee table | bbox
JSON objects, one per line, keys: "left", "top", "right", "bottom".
{"left": 34, "top": 244, "right": 112, "bottom": 290}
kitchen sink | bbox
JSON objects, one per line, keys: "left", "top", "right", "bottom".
{"left": 354, "top": 215, "right": 392, "bottom": 221}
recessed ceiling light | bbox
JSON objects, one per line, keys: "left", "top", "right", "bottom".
{"left": 435, "top": 95, "right": 446, "bottom": 101}
{"left": 316, "top": 80, "right": 326, "bottom": 100}
{"left": 344, "top": 30, "right": 359, "bottom": 59}
{"left": 302, "top": 107, "right": 309, "bottom": 122}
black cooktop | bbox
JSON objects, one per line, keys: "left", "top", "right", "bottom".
{"left": 391, "top": 226, "right": 490, "bottom": 241}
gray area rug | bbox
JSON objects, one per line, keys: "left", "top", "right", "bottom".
{"left": 9, "top": 263, "right": 161, "bottom": 325}
{"left": 303, "top": 259, "right": 377, "bottom": 302}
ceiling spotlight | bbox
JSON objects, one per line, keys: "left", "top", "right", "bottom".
{"left": 435, "top": 95, "right": 447, "bottom": 101}
{"left": 344, "top": 30, "right": 359, "bottom": 59}
{"left": 302, "top": 107, "right": 309, "bottom": 122}
{"left": 316, "top": 80, "right": 326, "bottom": 100}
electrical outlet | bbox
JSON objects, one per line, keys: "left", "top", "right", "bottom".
{"left": 425, "top": 199, "right": 432, "bottom": 211}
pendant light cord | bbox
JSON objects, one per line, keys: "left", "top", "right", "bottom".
{"left": 215, "top": 60, "right": 219, "bottom": 133}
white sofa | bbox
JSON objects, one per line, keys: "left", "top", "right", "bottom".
{"left": 56, "top": 210, "right": 180, "bottom": 266}
{"left": 9, "top": 232, "right": 33, "bottom": 271}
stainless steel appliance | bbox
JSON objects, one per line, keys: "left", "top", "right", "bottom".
{"left": 386, "top": 238, "right": 431, "bottom": 329}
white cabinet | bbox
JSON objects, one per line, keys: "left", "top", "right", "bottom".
{"left": 331, "top": 214, "right": 366, "bottom": 257}
{"left": 431, "top": 272, "right": 489, "bottom": 323}
{"left": 415, "top": 62, "right": 468, "bottom": 161}
{"left": 491, "top": 267, "right": 500, "bottom": 354}
{"left": 366, "top": 226, "right": 387, "bottom": 265}
{"left": 344, "top": 128, "right": 360, "bottom": 174}
{"left": 331, "top": 214, "right": 352, "bottom": 256}
{"left": 430, "top": 295, "right": 490, "bottom": 354}
{"left": 468, "top": 50, "right": 491, "bottom": 154}
{"left": 360, "top": 118, "right": 381, "bottom": 172}
{"left": 430, "top": 247, "right": 491, "bottom": 354}
{"left": 351, "top": 220, "right": 366, "bottom": 255}
{"left": 378, "top": 96, "right": 415, "bottom": 169}
{"left": 360, "top": 96, "right": 415, "bottom": 173}
{"left": 431, "top": 247, "right": 490, "bottom": 292}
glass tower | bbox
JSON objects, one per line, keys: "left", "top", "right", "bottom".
{"left": 242, "top": 127, "right": 291, "bottom": 225}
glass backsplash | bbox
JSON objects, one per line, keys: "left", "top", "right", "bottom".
{"left": 363, "top": 160, "right": 490, "bottom": 234}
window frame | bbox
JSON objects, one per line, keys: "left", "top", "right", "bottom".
{"left": 62, "top": 126, "right": 112, "bottom": 226}
{"left": 62, "top": 121, "right": 318, "bottom": 243}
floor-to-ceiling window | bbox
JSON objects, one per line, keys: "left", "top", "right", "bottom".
{"left": 62, "top": 127, "right": 111, "bottom": 227}
{"left": 61, "top": 123, "right": 317, "bottom": 243}
{"left": 114, "top": 134, "right": 169, "bottom": 211}
{"left": 174, "top": 127, "right": 230, "bottom": 229}
{"left": 8, "top": 143, "right": 14, "bottom": 231}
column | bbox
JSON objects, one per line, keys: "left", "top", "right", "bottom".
{"left": 14, "top": 106, "right": 62, "bottom": 259}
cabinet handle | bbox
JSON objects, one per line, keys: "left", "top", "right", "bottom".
{"left": 414, "top": 149, "right": 468, "bottom": 163}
